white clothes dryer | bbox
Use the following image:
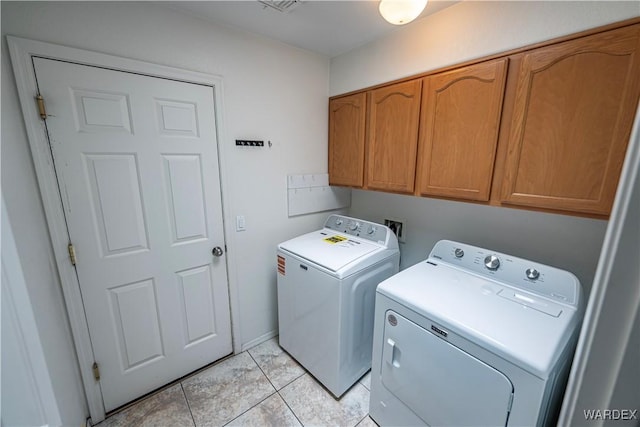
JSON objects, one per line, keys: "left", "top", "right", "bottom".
{"left": 277, "top": 214, "right": 399, "bottom": 397}
{"left": 369, "top": 240, "right": 583, "bottom": 426}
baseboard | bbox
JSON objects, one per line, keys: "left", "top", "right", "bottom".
{"left": 240, "top": 330, "right": 278, "bottom": 352}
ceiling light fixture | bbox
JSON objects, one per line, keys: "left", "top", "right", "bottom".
{"left": 379, "top": 0, "right": 428, "bottom": 25}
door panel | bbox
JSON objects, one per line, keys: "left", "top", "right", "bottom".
{"left": 84, "top": 154, "right": 149, "bottom": 256}
{"left": 155, "top": 99, "right": 200, "bottom": 137}
{"left": 501, "top": 24, "right": 640, "bottom": 214}
{"left": 108, "top": 279, "right": 164, "bottom": 371}
{"left": 163, "top": 154, "right": 208, "bottom": 243}
{"left": 381, "top": 310, "right": 513, "bottom": 426}
{"left": 33, "top": 57, "right": 232, "bottom": 412}
{"left": 176, "top": 265, "right": 218, "bottom": 346}
{"left": 329, "top": 93, "right": 367, "bottom": 187}
{"left": 71, "top": 88, "right": 133, "bottom": 134}
{"left": 418, "top": 59, "right": 507, "bottom": 201}
{"left": 367, "top": 80, "right": 422, "bottom": 193}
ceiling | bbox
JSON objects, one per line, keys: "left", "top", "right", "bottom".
{"left": 165, "top": 1, "right": 458, "bottom": 57}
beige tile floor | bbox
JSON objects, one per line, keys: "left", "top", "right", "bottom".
{"left": 95, "top": 337, "right": 377, "bottom": 427}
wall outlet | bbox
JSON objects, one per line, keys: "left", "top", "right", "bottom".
{"left": 384, "top": 219, "right": 405, "bottom": 243}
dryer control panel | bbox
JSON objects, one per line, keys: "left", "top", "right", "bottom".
{"left": 429, "top": 240, "right": 581, "bottom": 306}
{"left": 324, "top": 215, "right": 394, "bottom": 246}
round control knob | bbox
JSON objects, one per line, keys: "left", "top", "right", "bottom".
{"left": 484, "top": 255, "right": 500, "bottom": 271}
{"left": 367, "top": 226, "right": 377, "bottom": 235}
{"left": 349, "top": 222, "right": 360, "bottom": 231}
{"left": 335, "top": 218, "right": 343, "bottom": 226}
{"left": 454, "top": 248, "right": 464, "bottom": 258}
{"left": 526, "top": 268, "right": 540, "bottom": 280}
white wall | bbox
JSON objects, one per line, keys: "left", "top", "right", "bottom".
{"left": 349, "top": 190, "right": 607, "bottom": 291}
{"left": 334, "top": 1, "right": 640, "bottom": 293}
{"left": 2, "top": 1, "right": 331, "bottom": 422}
{"left": 2, "top": 198, "right": 62, "bottom": 427}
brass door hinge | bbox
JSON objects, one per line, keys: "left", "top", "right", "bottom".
{"left": 68, "top": 243, "right": 77, "bottom": 266}
{"left": 35, "top": 94, "right": 47, "bottom": 120}
{"left": 92, "top": 362, "right": 101, "bottom": 381}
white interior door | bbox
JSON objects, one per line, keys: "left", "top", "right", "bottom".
{"left": 32, "top": 57, "right": 232, "bottom": 412}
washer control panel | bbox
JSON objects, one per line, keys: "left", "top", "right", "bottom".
{"left": 428, "top": 240, "right": 580, "bottom": 306}
{"left": 484, "top": 255, "right": 500, "bottom": 271}
{"left": 324, "top": 215, "right": 393, "bottom": 245}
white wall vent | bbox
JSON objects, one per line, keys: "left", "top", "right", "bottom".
{"left": 258, "top": 0, "right": 303, "bottom": 13}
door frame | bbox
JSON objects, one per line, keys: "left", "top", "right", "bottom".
{"left": 7, "top": 36, "right": 242, "bottom": 423}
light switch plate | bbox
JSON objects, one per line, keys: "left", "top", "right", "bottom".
{"left": 236, "top": 215, "right": 246, "bottom": 231}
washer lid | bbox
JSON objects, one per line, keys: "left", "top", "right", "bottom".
{"left": 377, "top": 260, "right": 579, "bottom": 378}
{"left": 278, "top": 229, "right": 381, "bottom": 272}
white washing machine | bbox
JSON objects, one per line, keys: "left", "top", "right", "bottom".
{"left": 277, "top": 214, "right": 399, "bottom": 397}
{"left": 370, "top": 240, "right": 583, "bottom": 427}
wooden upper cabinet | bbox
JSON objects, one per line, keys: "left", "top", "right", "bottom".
{"left": 367, "top": 79, "right": 422, "bottom": 193}
{"left": 328, "top": 92, "right": 367, "bottom": 187}
{"left": 500, "top": 24, "right": 640, "bottom": 215}
{"left": 417, "top": 59, "right": 508, "bottom": 201}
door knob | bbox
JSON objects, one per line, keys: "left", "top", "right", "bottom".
{"left": 212, "top": 246, "right": 224, "bottom": 257}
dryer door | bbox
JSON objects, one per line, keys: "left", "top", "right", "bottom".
{"left": 381, "top": 310, "right": 514, "bottom": 426}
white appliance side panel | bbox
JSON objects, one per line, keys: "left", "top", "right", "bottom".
{"left": 381, "top": 310, "right": 514, "bottom": 427}
{"left": 338, "top": 256, "right": 400, "bottom": 393}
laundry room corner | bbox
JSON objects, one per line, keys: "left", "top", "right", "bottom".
{"left": 2, "top": 1, "right": 332, "bottom": 423}
{"left": 3, "top": 0, "right": 639, "bottom": 425}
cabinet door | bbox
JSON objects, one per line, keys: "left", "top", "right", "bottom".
{"left": 501, "top": 24, "right": 640, "bottom": 215}
{"left": 367, "top": 80, "right": 422, "bottom": 193}
{"left": 417, "top": 59, "right": 507, "bottom": 201}
{"left": 329, "top": 93, "right": 367, "bottom": 187}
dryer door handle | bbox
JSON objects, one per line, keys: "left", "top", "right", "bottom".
{"left": 385, "top": 338, "right": 400, "bottom": 368}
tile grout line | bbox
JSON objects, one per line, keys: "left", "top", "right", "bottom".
{"left": 247, "top": 349, "right": 278, "bottom": 392}
{"left": 246, "top": 338, "right": 308, "bottom": 392}
{"left": 179, "top": 382, "right": 197, "bottom": 427}
{"left": 277, "top": 387, "right": 306, "bottom": 427}
{"left": 249, "top": 340, "right": 371, "bottom": 427}
{"left": 218, "top": 350, "right": 279, "bottom": 426}
{"left": 247, "top": 345, "right": 306, "bottom": 427}
{"left": 277, "top": 373, "right": 369, "bottom": 427}
{"left": 269, "top": 362, "right": 308, "bottom": 391}
{"left": 355, "top": 412, "right": 369, "bottom": 427}
{"left": 359, "top": 377, "right": 373, "bottom": 426}
{"left": 184, "top": 351, "right": 274, "bottom": 427}
{"left": 222, "top": 389, "right": 279, "bottom": 426}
